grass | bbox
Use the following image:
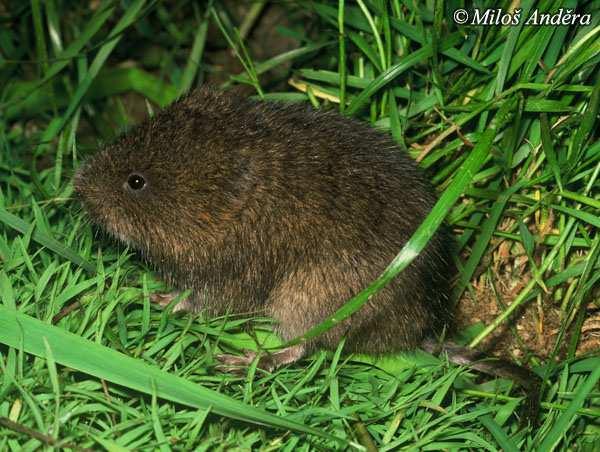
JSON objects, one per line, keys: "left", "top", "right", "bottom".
{"left": 1, "top": 0, "right": 599, "bottom": 450}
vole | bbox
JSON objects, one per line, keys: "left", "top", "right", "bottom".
{"left": 74, "top": 88, "right": 540, "bottom": 403}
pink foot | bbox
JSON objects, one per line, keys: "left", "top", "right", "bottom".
{"left": 150, "top": 291, "right": 194, "bottom": 313}
{"left": 216, "top": 345, "right": 305, "bottom": 373}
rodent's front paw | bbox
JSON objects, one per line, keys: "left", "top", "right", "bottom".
{"left": 150, "top": 291, "right": 193, "bottom": 313}
{"left": 215, "top": 351, "right": 265, "bottom": 375}
{"left": 215, "top": 345, "right": 305, "bottom": 374}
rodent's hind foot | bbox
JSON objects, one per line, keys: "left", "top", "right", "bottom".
{"left": 215, "top": 345, "right": 305, "bottom": 374}
{"left": 150, "top": 291, "right": 194, "bottom": 313}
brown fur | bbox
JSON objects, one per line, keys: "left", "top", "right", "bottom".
{"left": 74, "top": 87, "right": 453, "bottom": 357}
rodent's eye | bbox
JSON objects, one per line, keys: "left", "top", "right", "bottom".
{"left": 127, "top": 173, "right": 146, "bottom": 191}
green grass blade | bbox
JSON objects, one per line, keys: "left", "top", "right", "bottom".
{"left": 0, "top": 306, "right": 346, "bottom": 445}
{"left": 537, "top": 364, "right": 600, "bottom": 451}
{"left": 338, "top": 0, "right": 347, "bottom": 111}
{"left": 0, "top": 271, "right": 16, "bottom": 309}
{"left": 478, "top": 415, "right": 519, "bottom": 452}
{"left": 494, "top": 0, "right": 533, "bottom": 95}
{"left": 49, "top": 0, "right": 147, "bottom": 139}
{"left": 2, "top": 3, "right": 115, "bottom": 111}
{"left": 569, "top": 71, "right": 600, "bottom": 170}
{"left": 346, "top": 33, "right": 461, "bottom": 115}
{"left": 0, "top": 207, "right": 95, "bottom": 273}
{"left": 550, "top": 204, "right": 600, "bottom": 229}
{"left": 177, "top": 16, "right": 208, "bottom": 97}
{"left": 254, "top": 42, "right": 331, "bottom": 76}
{"left": 30, "top": 0, "right": 49, "bottom": 76}
{"left": 540, "top": 113, "right": 563, "bottom": 191}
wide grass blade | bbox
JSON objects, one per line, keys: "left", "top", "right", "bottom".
{"left": 0, "top": 306, "right": 346, "bottom": 446}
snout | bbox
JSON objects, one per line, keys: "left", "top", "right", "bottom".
{"left": 73, "top": 159, "right": 96, "bottom": 199}
{"left": 72, "top": 161, "right": 99, "bottom": 215}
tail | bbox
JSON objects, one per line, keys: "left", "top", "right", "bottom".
{"left": 421, "top": 337, "right": 542, "bottom": 425}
